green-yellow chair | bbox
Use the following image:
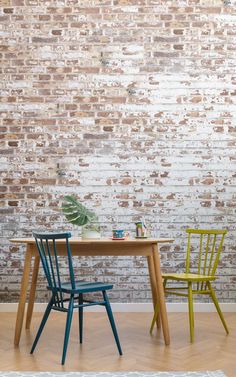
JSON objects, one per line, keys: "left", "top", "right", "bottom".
{"left": 150, "top": 229, "right": 229, "bottom": 342}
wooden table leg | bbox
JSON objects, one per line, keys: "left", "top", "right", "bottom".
{"left": 152, "top": 243, "right": 170, "bottom": 345}
{"left": 14, "top": 245, "right": 32, "bottom": 346}
{"left": 147, "top": 255, "right": 161, "bottom": 329}
{"left": 26, "top": 254, "right": 40, "bottom": 329}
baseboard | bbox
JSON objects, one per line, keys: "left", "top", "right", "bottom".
{"left": 0, "top": 302, "right": 235, "bottom": 312}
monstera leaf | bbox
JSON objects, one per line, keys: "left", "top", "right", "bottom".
{"left": 62, "top": 195, "right": 98, "bottom": 226}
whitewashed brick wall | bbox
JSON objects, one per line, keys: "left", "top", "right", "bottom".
{"left": 0, "top": 0, "right": 236, "bottom": 303}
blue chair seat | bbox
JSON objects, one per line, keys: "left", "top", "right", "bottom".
{"left": 51, "top": 281, "right": 113, "bottom": 294}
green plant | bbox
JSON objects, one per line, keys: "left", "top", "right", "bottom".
{"left": 62, "top": 195, "right": 99, "bottom": 229}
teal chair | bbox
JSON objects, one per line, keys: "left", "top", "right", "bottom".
{"left": 31, "top": 232, "right": 122, "bottom": 364}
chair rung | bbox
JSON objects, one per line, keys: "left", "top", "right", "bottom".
{"left": 165, "top": 289, "right": 211, "bottom": 296}
{"left": 165, "top": 290, "right": 188, "bottom": 297}
{"left": 192, "top": 290, "right": 211, "bottom": 295}
{"left": 165, "top": 287, "right": 188, "bottom": 290}
{"left": 74, "top": 301, "right": 106, "bottom": 309}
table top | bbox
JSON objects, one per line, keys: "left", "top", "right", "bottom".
{"left": 10, "top": 237, "right": 174, "bottom": 245}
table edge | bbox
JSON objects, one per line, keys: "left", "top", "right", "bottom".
{"left": 10, "top": 238, "right": 174, "bottom": 244}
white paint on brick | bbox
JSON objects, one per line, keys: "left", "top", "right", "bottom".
{"left": 0, "top": 0, "right": 236, "bottom": 304}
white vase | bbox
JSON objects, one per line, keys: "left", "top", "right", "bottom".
{"left": 81, "top": 228, "right": 101, "bottom": 239}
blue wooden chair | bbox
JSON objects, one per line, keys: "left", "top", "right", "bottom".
{"left": 30, "top": 232, "right": 122, "bottom": 364}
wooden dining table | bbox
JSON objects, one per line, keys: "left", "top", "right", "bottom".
{"left": 10, "top": 237, "right": 174, "bottom": 347}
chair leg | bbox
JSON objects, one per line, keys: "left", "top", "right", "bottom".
{"left": 61, "top": 295, "right": 74, "bottom": 365}
{"left": 150, "top": 303, "right": 159, "bottom": 334}
{"left": 150, "top": 279, "right": 167, "bottom": 334}
{"left": 208, "top": 282, "right": 229, "bottom": 334}
{"left": 188, "top": 281, "right": 194, "bottom": 343}
{"left": 102, "top": 291, "right": 122, "bottom": 355}
{"left": 30, "top": 296, "right": 54, "bottom": 354}
{"left": 78, "top": 293, "right": 83, "bottom": 344}
{"left": 192, "top": 284, "right": 195, "bottom": 329}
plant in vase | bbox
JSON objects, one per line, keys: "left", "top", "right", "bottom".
{"left": 62, "top": 195, "right": 101, "bottom": 239}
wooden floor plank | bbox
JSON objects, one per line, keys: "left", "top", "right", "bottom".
{"left": 0, "top": 312, "right": 235, "bottom": 376}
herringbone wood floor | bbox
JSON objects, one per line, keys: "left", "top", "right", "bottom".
{"left": 0, "top": 312, "right": 235, "bottom": 375}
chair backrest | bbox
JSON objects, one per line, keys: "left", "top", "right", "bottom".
{"left": 33, "top": 232, "right": 75, "bottom": 308}
{"left": 185, "top": 229, "right": 227, "bottom": 277}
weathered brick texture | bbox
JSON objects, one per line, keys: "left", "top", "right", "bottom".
{"left": 0, "top": 0, "right": 236, "bottom": 303}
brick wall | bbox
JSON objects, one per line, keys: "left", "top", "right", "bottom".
{"left": 1, "top": 0, "right": 236, "bottom": 303}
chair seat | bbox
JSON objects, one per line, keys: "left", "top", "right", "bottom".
{"left": 162, "top": 273, "right": 216, "bottom": 282}
{"left": 49, "top": 280, "right": 113, "bottom": 294}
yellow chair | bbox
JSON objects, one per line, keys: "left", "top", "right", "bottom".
{"left": 150, "top": 229, "right": 229, "bottom": 342}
